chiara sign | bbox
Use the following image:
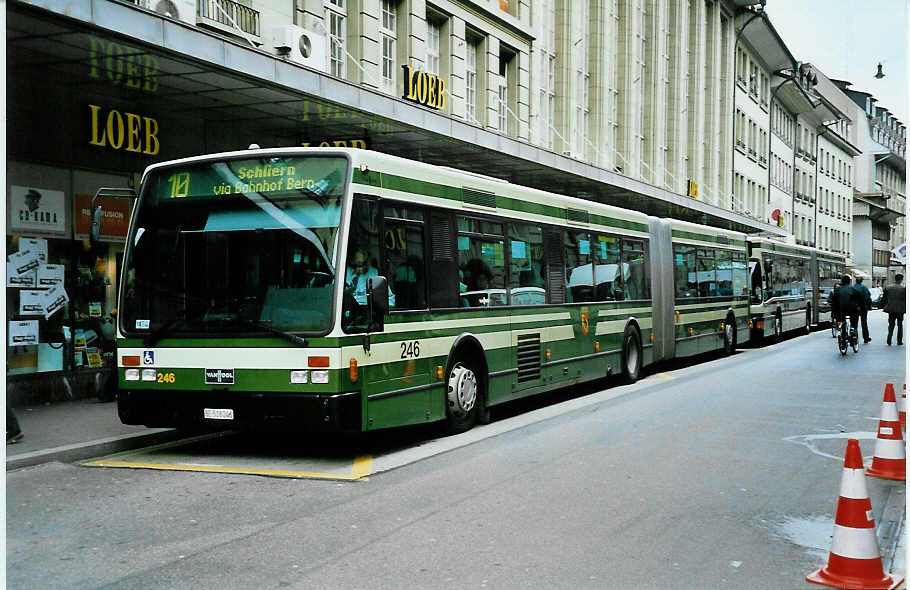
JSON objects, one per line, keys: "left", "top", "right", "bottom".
{"left": 401, "top": 65, "right": 447, "bottom": 110}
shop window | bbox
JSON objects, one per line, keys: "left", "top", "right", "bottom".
{"left": 7, "top": 235, "right": 120, "bottom": 376}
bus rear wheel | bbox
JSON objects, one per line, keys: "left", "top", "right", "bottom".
{"left": 445, "top": 360, "right": 480, "bottom": 434}
{"left": 621, "top": 327, "right": 642, "bottom": 383}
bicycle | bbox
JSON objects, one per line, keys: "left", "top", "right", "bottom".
{"left": 836, "top": 319, "right": 859, "bottom": 355}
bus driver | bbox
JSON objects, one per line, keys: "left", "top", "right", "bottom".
{"left": 345, "top": 248, "right": 395, "bottom": 306}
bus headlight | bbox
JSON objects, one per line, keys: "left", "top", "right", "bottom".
{"left": 290, "top": 370, "right": 308, "bottom": 384}
{"left": 125, "top": 369, "right": 140, "bottom": 381}
{"left": 311, "top": 370, "right": 329, "bottom": 384}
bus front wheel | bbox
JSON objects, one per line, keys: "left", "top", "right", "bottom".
{"left": 621, "top": 327, "right": 642, "bottom": 383}
{"left": 445, "top": 360, "right": 480, "bottom": 434}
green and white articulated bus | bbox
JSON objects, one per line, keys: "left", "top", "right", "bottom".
{"left": 746, "top": 237, "right": 847, "bottom": 341}
{"left": 116, "top": 148, "right": 750, "bottom": 434}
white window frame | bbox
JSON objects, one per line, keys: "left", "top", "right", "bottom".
{"left": 426, "top": 20, "right": 441, "bottom": 76}
{"left": 326, "top": 0, "right": 347, "bottom": 78}
{"left": 380, "top": 0, "right": 397, "bottom": 92}
{"left": 465, "top": 39, "right": 478, "bottom": 124}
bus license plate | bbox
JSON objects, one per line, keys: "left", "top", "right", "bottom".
{"left": 203, "top": 408, "right": 234, "bottom": 420}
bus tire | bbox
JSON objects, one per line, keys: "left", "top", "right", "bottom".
{"left": 621, "top": 326, "right": 642, "bottom": 383}
{"left": 723, "top": 315, "right": 737, "bottom": 356}
{"left": 444, "top": 358, "right": 481, "bottom": 434}
{"left": 805, "top": 307, "right": 812, "bottom": 334}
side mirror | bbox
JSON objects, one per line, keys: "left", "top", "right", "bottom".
{"left": 90, "top": 203, "right": 103, "bottom": 245}
{"left": 367, "top": 275, "right": 389, "bottom": 332}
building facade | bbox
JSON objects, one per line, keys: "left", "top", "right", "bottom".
{"left": 833, "top": 80, "right": 906, "bottom": 285}
{"left": 6, "top": 0, "right": 900, "bottom": 399}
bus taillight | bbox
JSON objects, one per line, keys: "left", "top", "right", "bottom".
{"left": 349, "top": 359, "right": 358, "bottom": 382}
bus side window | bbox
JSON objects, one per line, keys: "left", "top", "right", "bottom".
{"left": 342, "top": 197, "right": 381, "bottom": 333}
{"left": 565, "top": 231, "right": 593, "bottom": 303}
{"left": 622, "top": 239, "right": 647, "bottom": 301}
{"left": 674, "top": 245, "right": 696, "bottom": 299}
{"left": 383, "top": 206, "right": 426, "bottom": 310}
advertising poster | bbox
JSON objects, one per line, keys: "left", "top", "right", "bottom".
{"left": 19, "top": 290, "right": 45, "bottom": 316}
{"left": 74, "top": 194, "right": 132, "bottom": 240}
{"left": 9, "top": 320, "right": 39, "bottom": 346}
{"left": 37, "top": 264, "right": 65, "bottom": 288}
{"left": 7, "top": 268, "right": 37, "bottom": 288}
{"left": 85, "top": 348, "right": 103, "bottom": 368}
{"left": 89, "top": 302, "right": 102, "bottom": 317}
{"left": 19, "top": 237, "right": 48, "bottom": 263}
{"left": 74, "top": 329, "right": 86, "bottom": 349}
{"left": 8, "top": 249, "right": 40, "bottom": 277}
{"left": 42, "top": 284, "right": 69, "bottom": 319}
{"left": 9, "top": 186, "right": 66, "bottom": 234}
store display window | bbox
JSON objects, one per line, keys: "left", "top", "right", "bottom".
{"left": 6, "top": 235, "right": 122, "bottom": 374}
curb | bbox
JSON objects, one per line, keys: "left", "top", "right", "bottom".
{"left": 6, "top": 429, "right": 183, "bottom": 471}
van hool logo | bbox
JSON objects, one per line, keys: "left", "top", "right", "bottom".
{"left": 205, "top": 368, "right": 234, "bottom": 385}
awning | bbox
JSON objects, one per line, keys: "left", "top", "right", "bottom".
{"left": 848, "top": 268, "right": 872, "bottom": 280}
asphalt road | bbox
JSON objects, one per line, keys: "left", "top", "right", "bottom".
{"left": 7, "top": 311, "right": 906, "bottom": 589}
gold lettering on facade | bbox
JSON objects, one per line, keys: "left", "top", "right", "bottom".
{"left": 88, "top": 36, "right": 160, "bottom": 93}
{"left": 88, "top": 104, "right": 160, "bottom": 155}
{"left": 401, "top": 65, "right": 447, "bottom": 110}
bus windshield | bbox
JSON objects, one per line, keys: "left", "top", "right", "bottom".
{"left": 121, "top": 155, "right": 348, "bottom": 338}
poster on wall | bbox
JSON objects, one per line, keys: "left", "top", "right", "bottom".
{"left": 37, "top": 264, "right": 65, "bottom": 288}
{"left": 19, "top": 290, "right": 45, "bottom": 316}
{"left": 9, "top": 320, "right": 39, "bottom": 346}
{"left": 18, "top": 237, "right": 48, "bottom": 263}
{"left": 9, "top": 186, "right": 66, "bottom": 234}
{"left": 74, "top": 194, "right": 132, "bottom": 240}
{"left": 6, "top": 250, "right": 38, "bottom": 288}
{"left": 41, "top": 284, "right": 69, "bottom": 319}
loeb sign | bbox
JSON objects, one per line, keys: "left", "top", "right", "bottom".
{"left": 401, "top": 65, "right": 447, "bottom": 110}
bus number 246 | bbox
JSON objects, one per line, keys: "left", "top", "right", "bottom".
{"left": 400, "top": 341, "right": 420, "bottom": 359}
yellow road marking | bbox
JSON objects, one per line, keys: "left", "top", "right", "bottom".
{"left": 83, "top": 455, "right": 373, "bottom": 481}
{"left": 652, "top": 373, "right": 674, "bottom": 381}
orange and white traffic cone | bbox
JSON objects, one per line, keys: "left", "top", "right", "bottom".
{"left": 866, "top": 384, "right": 906, "bottom": 481}
{"left": 806, "top": 439, "right": 903, "bottom": 589}
{"left": 899, "top": 384, "right": 906, "bottom": 429}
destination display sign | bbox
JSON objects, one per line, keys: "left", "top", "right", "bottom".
{"left": 146, "top": 157, "right": 348, "bottom": 202}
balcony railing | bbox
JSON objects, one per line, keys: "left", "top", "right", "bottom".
{"left": 198, "top": 0, "right": 260, "bottom": 38}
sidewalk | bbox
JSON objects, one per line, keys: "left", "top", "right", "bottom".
{"left": 5, "top": 397, "right": 180, "bottom": 470}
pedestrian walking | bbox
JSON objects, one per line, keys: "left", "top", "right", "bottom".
{"left": 882, "top": 273, "right": 906, "bottom": 346}
{"left": 7, "top": 407, "right": 23, "bottom": 444}
{"left": 853, "top": 276, "right": 872, "bottom": 343}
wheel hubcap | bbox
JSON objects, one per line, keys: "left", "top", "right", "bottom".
{"left": 725, "top": 324, "right": 734, "bottom": 348}
{"left": 447, "top": 364, "right": 477, "bottom": 417}
{"left": 626, "top": 343, "right": 638, "bottom": 374}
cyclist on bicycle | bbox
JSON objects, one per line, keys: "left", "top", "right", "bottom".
{"left": 828, "top": 275, "right": 861, "bottom": 339}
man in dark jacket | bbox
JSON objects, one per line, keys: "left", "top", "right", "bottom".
{"left": 829, "top": 275, "right": 861, "bottom": 337}
{"left": 853, "top": 276, "right": 873, "bottom": 343}
{"left": 882, "top": 273, "right": 906, "bottom": 345}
